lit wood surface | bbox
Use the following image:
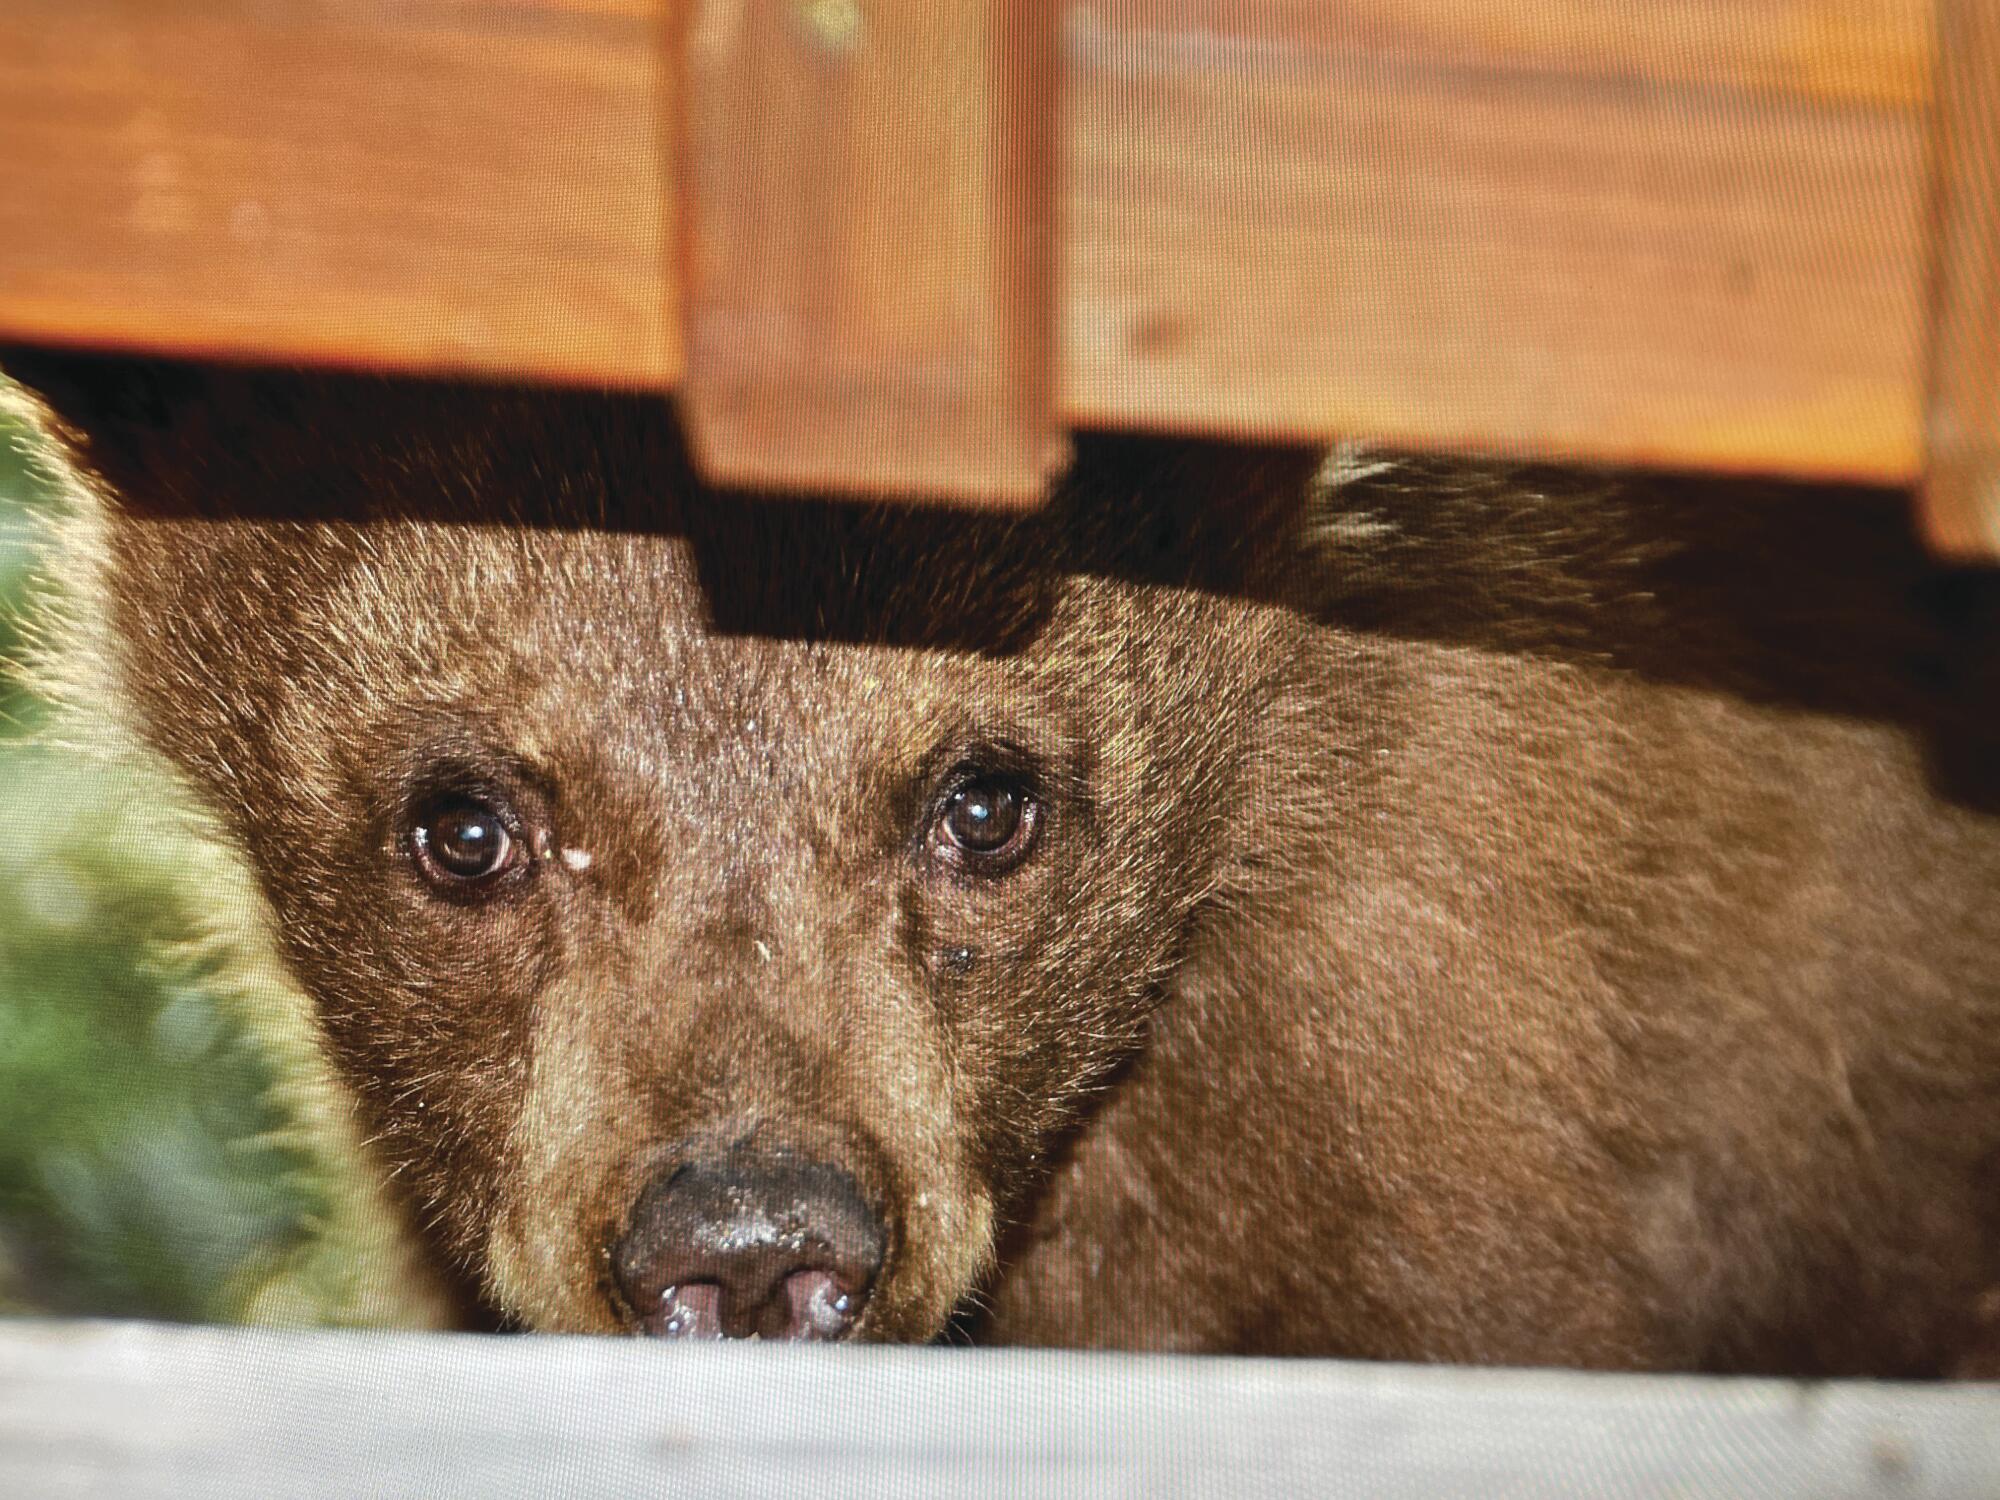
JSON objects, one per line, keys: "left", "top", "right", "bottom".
{"left": 1921, "top": 0, "right": 2000, "bottom": 559}
{"left": 0, "top": 2, "right": 1954, "bottom": 496}
{"left": 1066, "top": 1, "right": 1929, "bottom": 485}
{"left": 2, "top": 1320, "right": 1998, "bottom": 1498}
{"left": 678, "top": 0, "right": 1064, "bottom": 505}
{"left": 0, "top": 0, "right": 676, "bottom": 389}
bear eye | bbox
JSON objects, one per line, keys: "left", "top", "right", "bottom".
{"left": 933, "top": 775, "right": 1040, "bottom": 873}
{"left": 410, "top": 793, "right": 523, "bottom": 890}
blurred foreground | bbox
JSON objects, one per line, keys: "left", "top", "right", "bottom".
{"left": 0, "top": 398, "right": 324, "bottom": 1322}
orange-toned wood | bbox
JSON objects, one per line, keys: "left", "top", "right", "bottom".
{"left": 1065, "top": 0, "right": 1932, "bottom": 486}
{"left": 1181, "top": 1, "right": 1929, "bottom": 110}
{"left": 0, "top": 0, "right": 675, "bottom": 388}
{"left": 1920, "top": 0, "right": 2000, "bottom": 560}
{"left": 676, "top": 1, "right": 1063, "bottom": 505}
{"left": 0, "top": 0, "right": 1945, "bottom": 501}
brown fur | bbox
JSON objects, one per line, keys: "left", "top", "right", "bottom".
{"left": 7, "top": 349, "right": 1999, "bottom": 1373}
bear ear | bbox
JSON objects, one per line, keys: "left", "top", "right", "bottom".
{"left": 1, "top": 344, "right": 223, "bottom": 504}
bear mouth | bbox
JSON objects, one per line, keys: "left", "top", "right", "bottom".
{"left": 638, "top": 1267, "right": 862, "bottom": 1341}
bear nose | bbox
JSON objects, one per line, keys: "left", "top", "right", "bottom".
{"left": 612, "top": 1149, "right": 885, "bottom": 1340}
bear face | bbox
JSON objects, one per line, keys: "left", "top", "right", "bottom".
{"left": 5, "top": 354, "right": 1332, "bottom": 1339}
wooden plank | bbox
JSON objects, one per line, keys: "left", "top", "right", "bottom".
{"left": 0, "top": 0, "right": 676, "bottom": 388}
{"left": 1141, "top": 1, "right": 1930, "bottom": 109}
{"left": 1920, "top": 0, "right": 2000, "bottom": 559}
{"left": 0, "top": 2, "right": 1938, "bottom": 490}
{"left": 3, "top": 1320, "right": 1998, "bottom": 1499}
{"left": 677, "top": 1, "right": 1064, "bottom": 505}
{"left": 1065, "top": 0, "right": 1931, "bottom": 484}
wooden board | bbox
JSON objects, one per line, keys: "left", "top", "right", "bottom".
{"left": 1064, "top": 1, "right": 1930, "bottom": 482}
{"left": 3, "top": 1320, "right": 1998, "bottom": 1498}
{"left": 678, "top": 0, "right": 1064, "bottom": 505}
{"left": 1920, "top": 0, "right": 2000, "bottom": 559}
{"left": 0, "top": 1, "right": 1941, "bottom": 494}
{"left": 0, "top": 0, "right": 676, "bottom": 389}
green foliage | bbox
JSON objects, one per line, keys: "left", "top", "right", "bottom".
{"left": 0, "top": 406, "right": 50, "bottom": 738}
{"left": 0, "top": 400, "right": 321, "bottom": 1322}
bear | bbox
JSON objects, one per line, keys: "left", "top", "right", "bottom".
{"left": 5, "top": 346, "right": 1998, "bottom": 1373}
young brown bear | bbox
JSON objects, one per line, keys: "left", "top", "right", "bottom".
{"left": 7, "top": 349, "right": 1999, "bottom": 1374}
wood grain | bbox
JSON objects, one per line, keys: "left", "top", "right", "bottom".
{"left": 1065, "top": 1, "right": 1931, "bottom": 484}
{"left": 1920, "top": 0, "right": 2000, "bottom": 559}
{"left": 0, "top": 0, "right": 676, "bottom": 388}
{"left": 3, "top": 1320, "right": 1999, "bottom": 1498}
{"left": 1133, "top": 1, "right": 1930, "bottom": 109}
{"left": 0, "top": 1, "right": 1946, "bottom": 501}
{"left": 677, "top": 0, "right": 1064, "bottom": 505}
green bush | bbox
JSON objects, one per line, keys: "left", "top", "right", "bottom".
{"left": 0, "top": 403, "right": 320, "bottom": 1322}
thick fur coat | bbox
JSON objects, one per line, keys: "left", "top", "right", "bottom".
{"left": 7, "top": 349, "right": 1998, "bottom": 1373}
